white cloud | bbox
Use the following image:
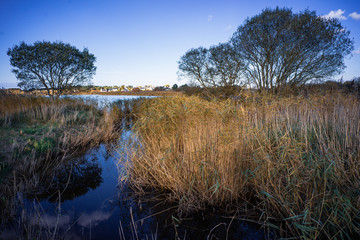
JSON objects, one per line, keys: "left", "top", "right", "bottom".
{"left": 77, "top": 210, "right": 112, "bottom": 228}
{"left": 354, "top": 48, "right": 360, "bottom": 54}
{"left": 322, "top": 9, "right": 347, "bottom": 20}
{"left": 224, "top": 25, "right": 233, "bottom": 31}
{"left": 208, "top": 15, "right": 213, "bottom": 21}
{"left": 349, "top": 12, "right": 360, "bottom": 20}
{"left": 31, "top": 213, "right": 70, "bottom": 228}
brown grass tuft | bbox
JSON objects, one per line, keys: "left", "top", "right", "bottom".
{"left": 120, "top": 91, "right": 360, "bottom": 238}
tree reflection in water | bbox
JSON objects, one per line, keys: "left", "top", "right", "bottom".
{"left": 26, "top": 148, "right": 105, "bottom": 202}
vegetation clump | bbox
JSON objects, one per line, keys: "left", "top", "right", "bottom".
{"left": 121, "top": 91, "right": 360, "bottom": 239}
{"left": 0, "top": 91, "right": 118, "bottom": 221}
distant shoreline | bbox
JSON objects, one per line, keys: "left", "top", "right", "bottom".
{"left": 3, "top": 89, "right": 182, "bottom": 97}
{"left": 70, "top": 91, "right": 181, "bottom": 96}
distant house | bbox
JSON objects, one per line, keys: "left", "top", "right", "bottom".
{"left": 100, "top": 88, "right": 107, "bottom": 92}
{"left": 144, "top": 85, "right": 154, "bottom": 91}
{"left": 109, "top": 88, "right": 118, "bottom": 92}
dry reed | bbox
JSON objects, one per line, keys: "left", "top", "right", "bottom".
{"left": 0, "top": 91, "right": 119, "bottom": 223}
{"left": 120, "top": 91, "right": 360, "bottom": 239}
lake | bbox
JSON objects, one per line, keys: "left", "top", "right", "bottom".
{"left": 61, "top": 94, "right": 154, "bottom": 108}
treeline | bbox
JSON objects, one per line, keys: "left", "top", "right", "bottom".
{"left": 177, "top": 79, "right": 360, "bottom": 98}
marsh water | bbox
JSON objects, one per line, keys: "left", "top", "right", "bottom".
{"left": 1, "top": 95, "right": 272, "bottom": 239}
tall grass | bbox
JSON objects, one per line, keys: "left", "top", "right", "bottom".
{"left": 120, "top": 91, "right": 360, "bottom": 239}
{"left": 0, "top": 92, "right": 117, "bottom": 161}
{"left": 0, "top": 91, "right": 119, "bottom": 223}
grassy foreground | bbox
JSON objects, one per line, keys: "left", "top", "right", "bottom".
{"left": 0, "top": 91, "right": 118, "bottom": 220}
{"left": 121, "top": 91, "right": 360, "bottom": 239}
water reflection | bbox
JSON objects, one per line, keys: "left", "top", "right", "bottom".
{"left": 0, "top": 143, "right": 120, "bottom": 239}
{"left": 27, "top": 157, "right": 103, "bottom": 202}
{"left": 1, "top": 141, "right": 272, "bottom": 240}
{"left": 77, "top": 210, "right": 113, "bottom": 228}
{"left": 116, "top": 187, "right": 273, "bottom": 240}
{"left": 29, "top": 213, "right": 70, "bottom": 229}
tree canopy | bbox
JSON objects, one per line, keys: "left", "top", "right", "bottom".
{"left": 7, "top": 41, "right": 96, "bottom": 98}
{"left": 177, "top": 44, "right": 245, "bottom": 90}
{"left": 230, "top": 7, "right": 354, "bottom": 91}
{"left": 178, "top": 7, "right": 354, "bottom": 93}
{"left": 178, "top": 47, "right": 210, "bottom": 88}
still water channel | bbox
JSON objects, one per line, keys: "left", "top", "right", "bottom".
{"left": 2, "top": 95, "right": 272, "bottom": 239}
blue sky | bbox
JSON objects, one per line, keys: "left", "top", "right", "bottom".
{"left": 1, "top": 0, "right": 359, "bottom": 88}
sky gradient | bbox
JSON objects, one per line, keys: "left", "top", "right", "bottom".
{"left": 1, "top": 0, "right": 359, "bottom": 88}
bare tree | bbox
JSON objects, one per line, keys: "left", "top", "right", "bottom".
{"left": 230, "top": 7, "right": 354, "bottom": 92}
{"left": 178, "top": 44, "right": 245, "bottom": 90}
{"left": 177, "top": 47, "right": 213, "bottom": 88}
{"left": 208, "top": 43, "right": 245, "bottom": 87}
